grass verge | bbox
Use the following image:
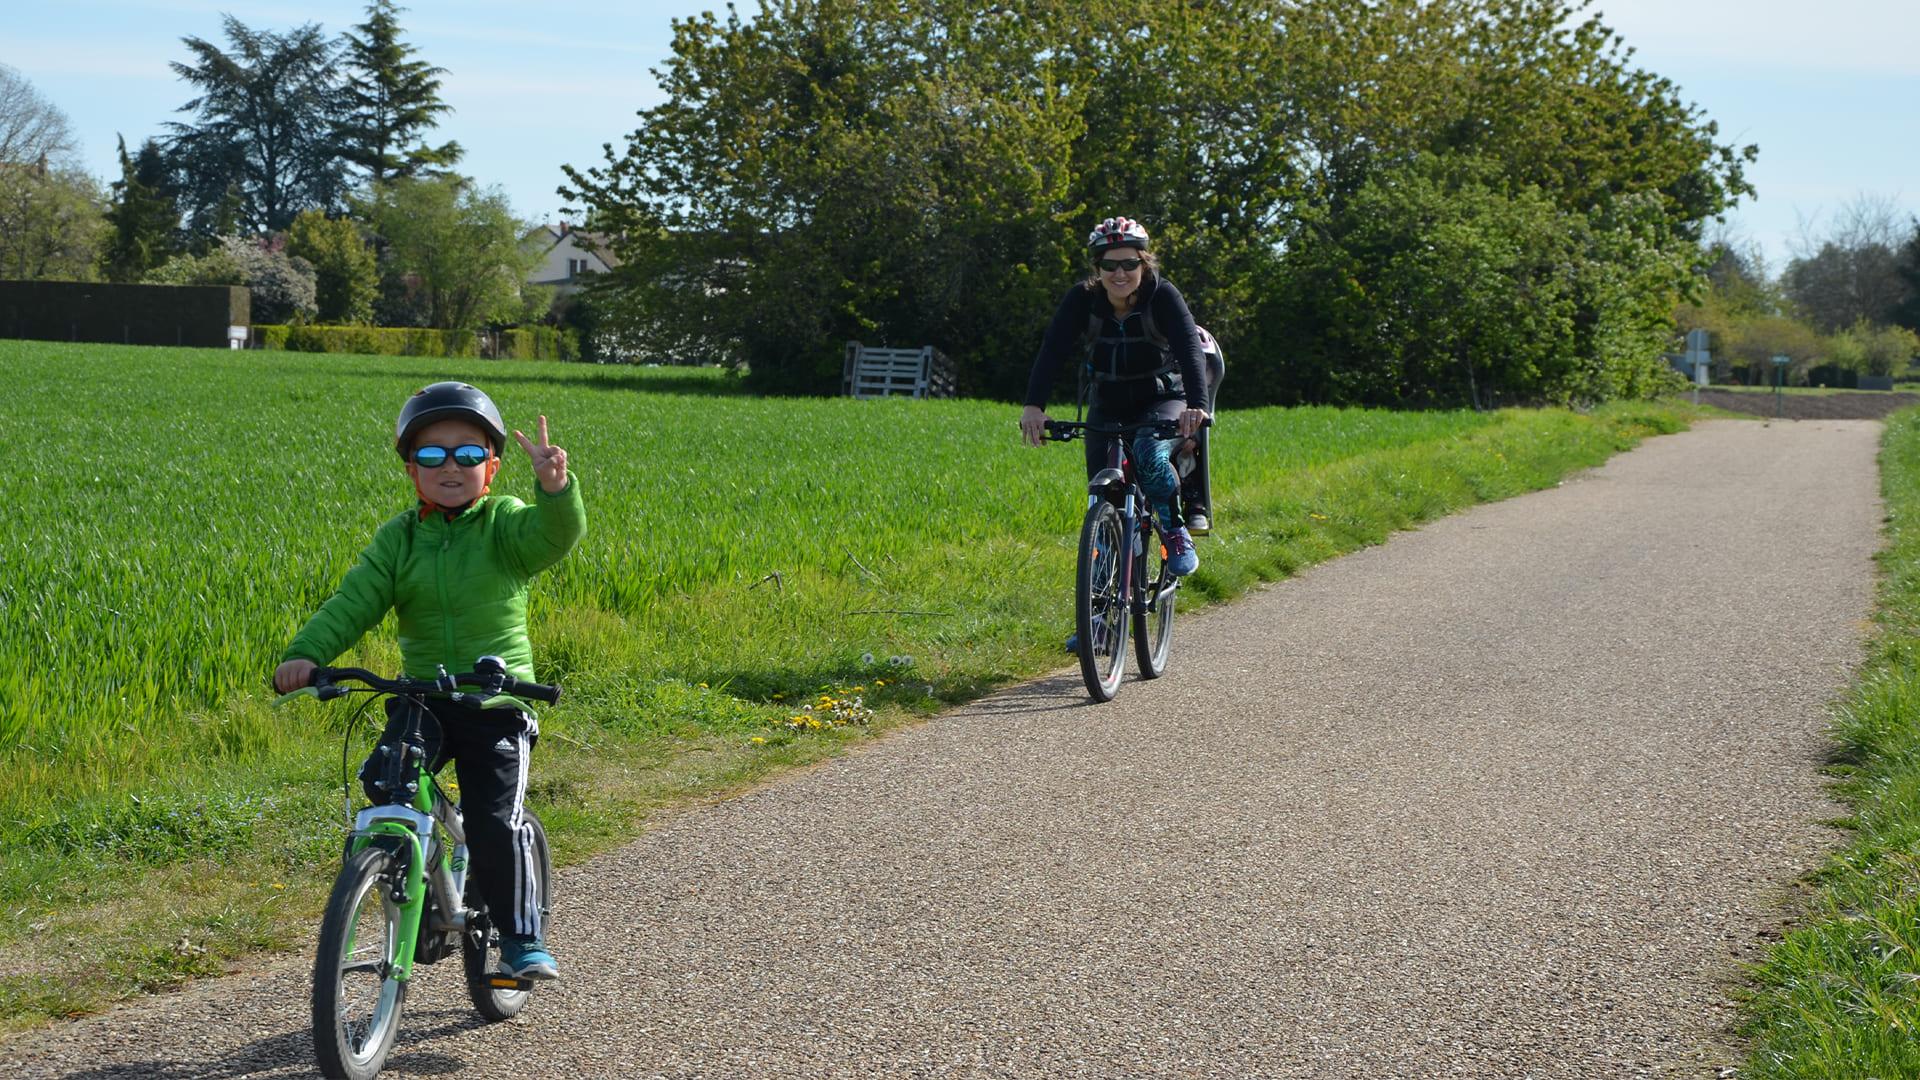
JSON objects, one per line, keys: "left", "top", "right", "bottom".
{"left": 1740, "top": 406, "right": 1920, "bottom": 1077}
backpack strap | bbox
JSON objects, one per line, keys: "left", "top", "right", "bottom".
{"left": 1084, "top": 307, "right": 1175, "bottom": 382}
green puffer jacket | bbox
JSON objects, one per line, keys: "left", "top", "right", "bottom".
{"left": 282, "top": 480, "right": 586, "bottom": 687}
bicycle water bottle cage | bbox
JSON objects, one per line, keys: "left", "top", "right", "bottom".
{"left": 1088, "top": 467, "right": 1128, "bottom": 497}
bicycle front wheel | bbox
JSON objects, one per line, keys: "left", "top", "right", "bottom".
{"left": 313, "top": 847, "right": 408, "bottom": 1080}
{"left": 1133, "top": 523, "right": 1176, "bottom": 679}
{"left": 464, "top": 809, "right": 552, "bottom": 1021}
{"left": 1076, "top": 500, "right": 1130, "bottom": 701}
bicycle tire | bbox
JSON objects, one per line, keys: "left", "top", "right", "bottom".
{"left": 1076, "top": 500, "right": 1130, "bottom": 701}
{"left": 1133, "top": 522, "right": 1176, "bottom": 678}
{"left": 312, "top": 846, "right": 408, "bottom": 1080}
{"left": 464, "top": 809, "right": 552, "bottom": 1020}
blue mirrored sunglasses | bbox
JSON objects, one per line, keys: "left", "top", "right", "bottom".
{"left": 412, "top": 444, "right": 491, "bottom": 468}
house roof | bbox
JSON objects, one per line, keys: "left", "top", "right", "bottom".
{"left": 526, "top": 222, "right": 623, "bottom": 270}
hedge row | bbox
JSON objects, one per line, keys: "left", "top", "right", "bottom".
{"left": 252, "top": 325, "right": 579, "bottom": 361}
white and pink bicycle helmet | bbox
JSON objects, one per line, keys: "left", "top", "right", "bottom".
{"left": 1087, "top": 216, "right": 1150, "bottom": 253}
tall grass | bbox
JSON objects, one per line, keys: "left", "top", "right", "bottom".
{"left": 0, "top": 341, "right": 1499, "bottom": 778}
{"left": 1741, "top": 406, "right": 1920, "bottom": 1077}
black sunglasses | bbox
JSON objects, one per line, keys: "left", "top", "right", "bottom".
{"left": 1097, "top": 257, "right": 1144, "bottom": 272}
{"left": 412, "top": 444, "right": 491, "bottom": 468}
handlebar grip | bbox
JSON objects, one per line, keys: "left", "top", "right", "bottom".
{"left": 507, "top": 677, "right": 562, "bottom": 705}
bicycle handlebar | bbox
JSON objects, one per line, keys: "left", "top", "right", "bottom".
{"left": 272, "top": 656, "right": 561, "bottom": 708}
{"left": 1042, "top": 417, "right": 1212, "bottom": 442}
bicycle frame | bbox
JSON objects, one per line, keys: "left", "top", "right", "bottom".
{"left": 1067, "top": 420, "right": 1179, "bottom": 618}
{"left": 347, "top": 740, "right": 464, "bottom": 986}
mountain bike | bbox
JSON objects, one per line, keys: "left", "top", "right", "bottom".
{"left": 1044, "top": 417, "right": 1204, "bottom": 701}
{"left": 273, "top": 658, "right": 560, "bottom": 1080}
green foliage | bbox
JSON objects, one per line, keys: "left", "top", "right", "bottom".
{"left": 562, "top": 0, "right": 1083, "bottom": 395}
{"left": 337, "top": 0, "right": 462, "bottom": 186}
{"left": 1742, "top": 406, "right": 1920, "bottom": 1076}
{"left": 284, "top": 209, "right": 378, "bottom": 324}
{"left": 1829, "top": 320, "right": 1920, "bottom": 379}
{"left": 164, "top": 15, "right": 349, "bottom": 236}
{"left": 100, "top": 138, "right": 182, "bottom": 283}
{"left": 0, "top": 161, "right": 107, "bottom": 282}
{"left": 358, "top": 176, "right": 540, "bottom": 329}
{"left": 1251, "top": 154, "right": 1580, "bottom": 407}
{"left": 153, "top": 236, "right": 317, "bottom": 324}
{"left": 251, "top": 323, "right": 577, "bottom": 359}
{"left": 563, "top": 0, "right": 1750, "bottom": 406}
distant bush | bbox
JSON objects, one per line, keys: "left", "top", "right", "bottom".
{"left": 251, "top": 324, "right": 577, "bottom": 360}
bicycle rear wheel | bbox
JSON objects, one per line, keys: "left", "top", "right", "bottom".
{"left": 1133, "top": 523, "right": 1176, "bottom": 678}
{"left": 313, "top": 847, "right": 408, "bottom": 1080}
{"left": 464, "top": 809, "right": 552, "bottom": 1020}
{"left": 1076, "top": 500, "right": 1130, "bottom": 701}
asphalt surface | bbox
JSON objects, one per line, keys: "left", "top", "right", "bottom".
{"left": 0, "top": 417, "right": 1886, "bottom": 1079}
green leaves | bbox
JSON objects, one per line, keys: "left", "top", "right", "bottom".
{"left": 356, "top": 177, "right": 539, "bottom": 331}
{"left": 562, "top": 0, "right": 1751, "bottom": 406}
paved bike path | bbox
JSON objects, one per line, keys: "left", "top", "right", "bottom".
{"left": 0, "top": 418, "right": 1884, "bottom": 1078}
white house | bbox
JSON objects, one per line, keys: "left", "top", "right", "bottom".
{"left": 523, "top": 223, "right": 618, "bottom": 294}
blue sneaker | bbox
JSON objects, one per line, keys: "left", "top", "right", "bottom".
{"left": 1164, "top": 527, "right": 1199, "bottom": 577}
{"left": 497, "top": 935, "right": 558, "bottom": 980}
{"left": 1065, "top": 615, "right": 1109, "bottom": 654}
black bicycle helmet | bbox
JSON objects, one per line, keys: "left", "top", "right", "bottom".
{"left": 394, "top": 381, "right": 509, "bottom": 459}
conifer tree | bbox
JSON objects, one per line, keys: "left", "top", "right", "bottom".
{"left": 339, "top": 0, "right": 462, "bottom": 187}
{"left": 101, "top": 136, "right": 182, "bottom": 282}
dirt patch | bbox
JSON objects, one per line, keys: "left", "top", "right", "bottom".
{"left": 1692, "top": 387, "right": 1920, "bottom": 421}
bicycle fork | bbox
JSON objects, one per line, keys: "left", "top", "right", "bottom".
{"left": 348, "top": 800, "right": 469, "bottom": 984}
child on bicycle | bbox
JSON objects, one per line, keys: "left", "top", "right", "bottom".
{"left": 273, "top": 380, "right": 585, "bottom": 981}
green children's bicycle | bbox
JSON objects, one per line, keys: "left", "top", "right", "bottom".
{"left": 275, "top": 657, "right": 560, "bottom": 1080}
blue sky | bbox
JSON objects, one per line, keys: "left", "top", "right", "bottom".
{"left": 9, "top": 0, "right": 1916, "bottom": 273}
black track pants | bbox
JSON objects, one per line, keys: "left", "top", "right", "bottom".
{"left": 362, "top": 697, "right": 544, "bottom": 939}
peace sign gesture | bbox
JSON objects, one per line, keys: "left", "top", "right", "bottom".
{"left": 514, "top": 415, "right": 569, "bottom": 494}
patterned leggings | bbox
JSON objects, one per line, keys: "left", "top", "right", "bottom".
{"left": 1086, "top": 397, "right": 1185, "bottom": 533}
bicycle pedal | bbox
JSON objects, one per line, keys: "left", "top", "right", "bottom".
{"left": 486, "top": 974, "right": 536, "bottom": 992}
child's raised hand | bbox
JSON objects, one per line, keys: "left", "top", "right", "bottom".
{"left": 514, "top": 415, "right": 569, "bottom": 493}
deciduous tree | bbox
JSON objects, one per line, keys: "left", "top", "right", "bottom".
{"left": 359, "top": 175, "right": 538, "bottom": 330}
{"left": 285, "top": 208, "right": 377, "bottom": 323}
{"left": 0, "top": 63, "right": 78, "bottom": 169}
{"left": 0, "top": 160, "right": 107, "bottom": 281}
{"left": 1784, "top": 194, "right": 1910, "bottom": 333}
{"left": 561, "top": 0, "right": 1757, "bottom": 405}
{"left": 562, "top": 0, "right": 1084, "bottom": 394}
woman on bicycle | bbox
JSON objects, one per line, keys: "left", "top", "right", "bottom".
{"left": 1019, "top": 215, "right": 1211, "bottom": 577}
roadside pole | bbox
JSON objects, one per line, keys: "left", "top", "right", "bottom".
{"left": 1774, "top": 354, "right": 1790, "bottom": 418}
